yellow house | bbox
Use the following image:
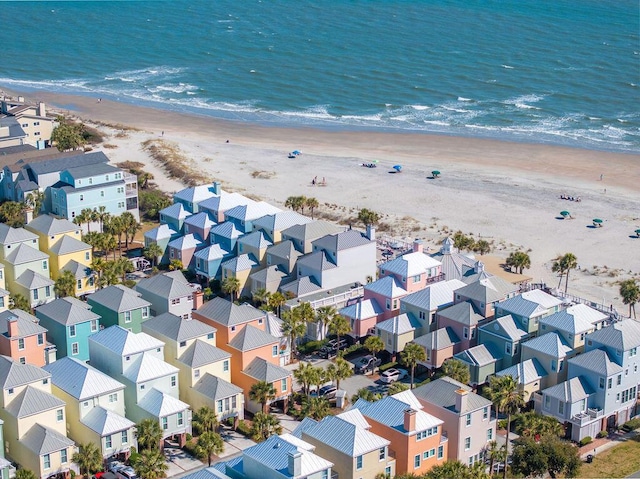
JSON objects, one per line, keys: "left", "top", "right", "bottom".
{"left": 375, "top": 313, "right": 421, "bottom": 357}
{"left": 25, "top": 215, "right": 83, "bottom": 252}
{"left": 221, "top": 255, "right": 259, "bottom": 298}
{"left": 0, "top": 356, "right": 76, "bottom": 479}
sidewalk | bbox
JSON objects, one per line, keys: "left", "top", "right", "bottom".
{"left": 579, "top": 429, "right": 639, "bottom": 459}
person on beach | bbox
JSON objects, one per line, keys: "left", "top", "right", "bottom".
{"left": 312, "top": 178, "right": 316, "bottom": 185}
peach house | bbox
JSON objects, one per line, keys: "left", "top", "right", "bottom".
{"left": 363, "top": 276, "right": 407, "bottom": 322}
{"left": 378, "top": 241, "right": 444, "bottom": 293}
{"left": 0, "top": 310, "right": 49, "bottom": 367}
{"left": 192, "top": 297, "right": 266, "bottom": 347}
{"left": 339, "top": 299, "right": 384, "bottom": 339}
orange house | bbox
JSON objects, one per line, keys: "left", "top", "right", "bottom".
{"left": 0, "top": 309, "right": 49, "bottom": 366}
{"left": 353, "top": 391, "right": 447, "bottom": 475}
{"left": 192, "top": 297, "right": 267, "bottom": 347}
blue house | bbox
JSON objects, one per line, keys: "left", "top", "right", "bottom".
{"left": 159, "top": 203, "right": 191, "bottom": 234}
{"left": 144, "top": 223, "right": 180, "bottom": 265}
{"left": 210, "top": 221, "right": 242, "bottom": 254}
{"left": 173, "top": 182, "right": 221, "bottom": 213}
{"left": 223, "top": 201, "right": 281, "bottom": 234}
{"left": 194, "top": 244, "right": 231, "bottom": 281}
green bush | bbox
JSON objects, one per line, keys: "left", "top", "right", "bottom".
{"left": 182, "top": 439, "right": 197, "bottom": 457}
{"left": 379, "top": 361, "right": 398, "bottom": 373}
{"left": 498, "top": 419, "right": 508, "bottom": 430}
{"left": 343, "top": 344, "right": 365, "bottom": 358}
{"left": 298, "top": 340, "right": 327, "bottom": 355}
{"left": 622, "top": 417, "right": 640, "bottom": 432}
{"left": 236, "top": 420, "right": 252, "bottom": 437}
{"left": 416, "top": 378, "right": 431, "bottom": 387}
{"left": 597, "top": 430, "right": 608, "bottom": 438}
{"left": 186, "top": 433, "right": 193, "bottom": 441}
{"left": 579, "top": 436, "right": 592, "bottom": 446}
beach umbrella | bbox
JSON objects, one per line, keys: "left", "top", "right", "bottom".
{"left": 292, "top": 150, "right": 301, "bottom": 155}
{"left": 593, "top": 218, "right": 603, "bottom": 223}
{"left": 393, "top": 165, "right": 402, "bottom": 172}
{"left": 432, "top": 170, "right": 441, "bottom": 177}
{"left": 635, "top": 229, "right": 640, "bottom": 237}
{"left": 560, "top": 211, "right": 570, "bottom": 217}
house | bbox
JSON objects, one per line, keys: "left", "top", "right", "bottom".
{"left": 453, "top": 344, "right": 502, "bottom": 387}
{"left": 189, "top": 374, "right": 244, "bottom": 424}
{"left": 48, "top": 235, "right": 95, "bottom": 296}
{"left": 249, "top": 265, "right": 289, "bottom": 296}
{"left": 413, "top": 377, "right": 495, "bottom": 465}
{"left": 34, "top": 297, "right": 100, "bottom": 362}
{"left": 159, "top": 203, "right": 192, "bottom": 234}
{"left": 538, "top": 304, "right": 607, "bottom": 352}
{"left": 436, "top": 301, "right": 485, "bottom": 352}
{"left": 183, "top": 212, "right": 215, "bottom": 240}
{"left": 135, "top": 271, "right": 198, "bottom": 319}
{"left": 223, "top": 201, "right": 281, "bottom": 234}
{"left": 430, "top": 238, "right": 480, "bottom": 283}
{"left": 12, "top": 269, "right": 54, "bottom": 309}
{"left": 412, "top": 327, "right": 460, "bottom": 371}
{"left": 363, "top": 276, "right": 407, "bottom": 322}
{"left": 253, "top": 211, "right": 312, "bottom": 244}
{"left": 173, "top": 182, "right": 221, "bottom": 214}
{"left": 167, "top": 234, "right": 205, "bottom": 270}
{"left": 0, "top": 265, "right": 9, "bottom": 313}
{"left": 281, "top": 221, "right": 343, "bottom": 255}
{"left": 375, "top": 314, "right": 421, "bottom": 357}
{"left": 495, "top": 358, "right": 548, "bottom": 402}
{"left": 494, "top": 289, "right": 563, "bottom": 335}
{"left": 0, "top": 418, "right": 12, "bottom": 479}
{"left": 209, "top": 222, "right": 243, "bottom": 255}
{"left": 240, "top": 357, "right": 292, "bottom": 413}
{"left": 0, "top": 99, "right": 53, "bottom": 148}
{"left": 88, "top": 326, "right": 191, "bottom": 446}
{"left": 0, "top": 224, "right": 41, "bottom": 261}
{"left": 50, "top": 163, "right": 139, "bottom": 222}
{"left": 1, "top": 241, "right": 52, "bottom": 307}
{"left": 43, "top": 357, "right": 136, "bottom": 462}
{"left": 0, "top": 356, "right": 76, "bottom": 479}
{"left": 25, "top": 215, "right": 82, "bottom": 252}
{"left": 220, "top": 254, "right": 260, "bottom": 298}
{"left": 453, "top": 275, "right": 518, "bottom": 319}
{"left": 144, "top": 224, "right": 180, "bottom": 265}
{"left": 211, "top": 434, "right": 333, "bottom": 479}
{"left": 265, "top": 240, "right": 301, "bottom": 276}
{"left": 192, "top": 297, "right": 267, "bottom": 347}
{"left": 237, "top": 231, "right": 273, "bottom": 264}
{"left": 199, "top": 191, "right": 251, "bottom": 224}
{"left": 477, "top": 314, "right": 530, "bottom": 369}
{"left": 0, "top": 117, "right": 29, "bottom": 149}
{"left": 351, "top": 391, "right": 447, "bottom": 474}
{"left": 339, "top": 299, "right": 384, "bottom": 339}
{"left": 399, "top": 279, "right": 466, "bottom": 334}
{"left": 520, "top": 332, "right": 573, "bottom": 387}
{"left": 86, "top": 285, "right": 151, "bottom": 334}
{"left": 293, "top": 410, "right": 394, "bottom": 479}
{"left": 378, "top": 241, "right": 444, "bottom": 293}
{"left": 0, "top": 310, "right": 49, "bottom": 367}
{"left": 194, "top": 244, "right": 232, "bottom": 281}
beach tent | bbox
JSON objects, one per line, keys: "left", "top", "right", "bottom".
{"left": 560, "top": 211, "right": 570, "bottom": 218}
{"left": 432, "top": 170, "right": 441, "bottom": 178}
{"left": 292, "top": 150, "right": 301, "bottom": 155}
{"left": 593, "top": 218, "right": 603, "bottom": 227}
{"left": 393, "top": 165, "right": 402, "bottom": 172}
{"left": 635, "top": 228, "right": 640, "bottom": 237}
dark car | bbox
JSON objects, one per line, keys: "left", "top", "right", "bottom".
{"left": 318, "top": 339, "right": 347, "bottom": 358}
{"left": 354, "top": 355, "right": 382, "bottom": 374}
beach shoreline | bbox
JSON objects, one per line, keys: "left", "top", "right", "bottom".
{"left": 3, "top": 87, "right": 639, "bottom": 310}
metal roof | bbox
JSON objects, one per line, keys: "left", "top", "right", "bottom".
{"left": 455, "top": 343, "right": 501, "bottom": 367}
{"left": 136, "top": 271, "right": 194, "bottom": 299}
{"left": 380, "top": 251, "right": 442, "bottom": 278}
{"left": 437, "top": 301, "right": 484, "bottom": 326}
{"left": 312, "top": 229, "right": 371, "bottom": 253}
{"left": 339, "top": 298, "right": 384, "bottom": 320}
{"left": 364, "top": 276, "right": 407, "bottom": 298}
{"left": 174, "top": 184, "right": 219, "bottom": 205}
{"left": 224, "top": 201, "right": 281, "bottom": 223}
{"left": 412, "top": 377, "right": 492, "bottom": 414}
{"left": 26, "top": 215, "right": 78, "bottom": 236}
{"left": 35, "top": 296, "right": 100, "bottom": 326}
{"left": 400, "top": 279, "right": 466, "bottom": 311}
{"left": 144, "top": 224, "right": 179, "bottom": 241}
{"left": 496, "top": 290, "right": 562, "bottom": 318}
{"left": 586, "top": 319, "right": 640, "bottom": 352}
{"left": 0, "top": 224, "right": 39, "bottom": 245}
{"left": 335, "top": 409, "right": 371, "bottom": 430}
{"left": 4, "top": 242, "right": 48, "bottom": 264}
{"left": 27, "top": 151, "right": 108, "bottom": 175}
{"left": 456, "top": 276, "right": 517, "bottom": 304}
{"left": 521, "top": 332, "right": 572, "bottom": 358}
{"left": 80, "top": 406, "right": 135, "bottom": 435}
{"left": 479, "top": 315, "right": 528, "bottom": 341}
{"left": 221, "top": 253, "right": 259, "bottom": 273}
{"left": 159, "top": 203, "right": 191, "bottom": 220}
{"left": 193, "top": 373, "right": 243, "bottom": 401}
{"left": 177, "top": 340, "right": 230, "bottom": 368}
{"left": 123, "top": 353, "right": 179, "bottom": 383}
{"left": 496, "top": 358, "right": 547, "bottom": 385}
{"left": 21, "top": 423, "right": 74, "bottom": 455}
{"left": 296, "top": 250, "right": 337, "bottom": 271}
{"left": 266, "top": 240, "right": 301, "bottom": 261}
{"left": 143, "top": 313, "right": 216, "bottom": 343}
{"left": 238, "top": 231, "right": 272, "bottom": 250}
{"left": 184, "top": 212, "right": 215, "bottom": 230}
{"left": 281, "top": 221, "right": 342, "bottom": 244}
{"left": 89, "top": 325, "right": 165, "bottom": 356}
{"left": 195, "top": 297, "right": 265, "bottom": 327}
{"left": 5, "top": 385, "right": 65, "bottom": 418}
{"left": 0, "top": 355, "right": 50, "bottom": 389}
{"left": 229, "top": 325, "right": 278, "bottom": 351}
{"left": 209, "top": 221, "right": 242, "bottom": 240}
{"left": 243, "top": 357, "right": 290, "bottom": 383}
{"left": 279, "top": 276, "right": 322, "bottom": 297}
{"left": 194, "top": 244, "right": 230, "bottom": 261}
{"left": 136, "top": 387, "right": 189, "bottom": 417}
{"left": 249, "top": 265, "right": 288, "bottom": 285}
{"left": 43, "top": 356, "right": 124, "bottom": 400}
{"left": 253, "top": 211, "right": 312, "bottom": 234}
{"left": 412, "top": 327, "right": 460, "bottom": 350}
{"left": 15, "top": 269, "right": 54, "bottom": 289}
{"left": 199, "top": 192, "right": 251, "bottom": 215}
{"left": 168, "top": 233, "right": 204, "bottom": 251}
{"left": 375, "top": 313, "right": 420, "bottom": 335}
{"left": 62, "top": 259, "right": 92, "bottom": 279}
{"left": 0, "top": 309, "right": 46, "bottom": 338}
{"left": 87, "top": 285, "right": 151, "bottom": 313}
{"left": 568, "top": 348, "right": 623, "bottom": 377}
{"left": 354, "top": 395, "right": 442, "bottom": 434}
{"left": 542, "top": 376, "right": 593, "bottom": 403}
{"left": 63, "top": 162, "right": 121, "bottom": 180}
{"left": 539, "top": 304, "right": 605, "bottom": 335}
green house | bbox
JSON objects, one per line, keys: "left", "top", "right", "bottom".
{"left": 86, "top": 285, "right": 151, "bottom": 333}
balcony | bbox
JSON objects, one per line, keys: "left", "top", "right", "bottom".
{"left": 425, "top": 272, "right": 446, "bottom": 285}
{"left": 440, "top": 431, "right": 448, "bottom": 443}
{"left": 570, "top": 408, "right": 604, "bottom": 427}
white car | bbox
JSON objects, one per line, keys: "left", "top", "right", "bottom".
{"left": 379, "top": 368, "right": 408, "bottom": 383}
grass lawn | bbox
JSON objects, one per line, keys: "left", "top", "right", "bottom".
{"left": 580, "top": 435, "right": 640, "bottom": 478}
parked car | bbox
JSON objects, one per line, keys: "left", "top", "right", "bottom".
{"left": 115, "top": 467, "right": 137, "bottom": 479}
{"left": 316, "top": 385, "right": 338, "bottom": 400}
{"left": 354, "top": 355, "right": 382, "bottom": 374}
{"left": 318, "top": 338, "right": 347, "bottom": 358}
{"left": 379, "top": 368, "right": 408, "bottom": 384}
{"left": 108, "top": 462, "right": 125, "bottom": 474}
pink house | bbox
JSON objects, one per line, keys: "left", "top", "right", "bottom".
{"left": 339, "top": 298, "right": 384, "bottom": 339}
{"left": 167, "top": 233, "right": 204, "bottom": 269}
{"left": 363, "top": 276, "right": 408, "bottom": 322}
{"left": 378, "top": 241, "right": 444, "bottom": 293}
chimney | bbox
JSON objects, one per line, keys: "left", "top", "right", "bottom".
{"left": 18, "top": 96, "right": 24, "bottom": 103}
{"left": 475, "top": 261, "right": 485, "bottom": 273}
{"left": 413, "top": 239, "right": 424, "bottom": 253}
{"left": 7, "top": 316, "right": 19, "bottom": 338}
{"left": 212, "top": 181, "right": 221, "bottom": 195}
{"left": 366, "top": 224, "right": 376, "bottom": 242}
{"left": 24, "top": 207, "right": 34, "bottom": 225}
{"left": 287, "top": 451, "right": 302, "bottom": 477}
{"left": 192, "top": 290, "right": 204, "bottom": 311}
{"left": 37, "top": 102, "right": 46, "bottom": 117}
{"left": 455, "top": 388, "right": 469, "bottom": 413}
{"left": 403, "top": 408, "right": 417, "bottom": 432}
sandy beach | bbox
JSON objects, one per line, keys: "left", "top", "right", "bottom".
{"left": 6, "top": 89, "right": 640, "bottom": 311}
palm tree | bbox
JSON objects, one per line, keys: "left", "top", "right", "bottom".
{"left": 284, "top": 196, "right": 306, "bottom": 213}
{"left": 351, "top": 387, "right": 381, "bottom": 404}
{"left": 192, "top": 406, "right": 219, "bottom": 435}
{"left": 104, "top": 234, "right": 118, "bottom": 260}
{"left": 552, "top": 253, "right": 577, "bottom": 293}
{"left": 95, "top": 206, "right": 110, "bottom": 233}
{"left": 506, "top": 251, "right": 531, "bottom": 274}
{"left": 364, "top": 335, "right": 384, "bottom": 362}
{"left": 15, "top": 470, "right": 37, "bottom": 479}
{"left": 73, "top": 209, "right": 90, "bottom": 234}
{"left": 144, "top": 243, "right": 164, "bottom": 268}
{"left": 297, "top": 302, "right": 315, "bottom": 327}
{"left": 100, "top": 261, "right": 121, "bottom": 287}
{"left": 490, "top": 375, "right": 525, "bottom": 479}
{"left": 401, "top": 342, "right": 426, "bottom": 389}
{"left": 282, "top": 309, "right": 307, "bottom": 358}
{"left": 222, "top": 276, "right": 241, "bottom": 302}
{"left": 72, "top": 442, "right": 103, "bottom": 478}
{"left": 314, "top": 305, "right": 337, "bottom": 340}
{"left": 516, "top": 411, "right": 564, "bottom": 439}
{"left": 115, "top": 257, "right": 135, "bottom": 283}
{"left": 54, "top": 269, "right": 77, "bottom": 298}
{"left": 252, "top": 287, "right": 270, "bottom": 308}
{"left": 132, "top": 449, "right": 168, "bottom": 479}
{"left": 485, "top": 441, "right": 506, "bottom": 479}
{"left": 249, "top": 381, "right": 276, "bottom": 413}
{"left": 169, "top": 259, "right": 183, "bottom": 271}
{"left": 473, "top": 240, "right": 491, "bottom": 255}
{"left": 250, "top": 412, "right": 282, "bottom": 442}
{"left": 138, "top": 172, "right": 155, "bottom": 189}
{"left": 10, "top": 293, "right": 31, "bottom": 312}
{"left": 358, "top": 208, "right": 380, "bottom": 227}
{"left": 135, "top": 418, "right": 163, "bottom": 451}
{"left": 121, "top": 211, "right": 140, "bottom": 249}
{"left": 620, "top": 279, "right": 640, "bottom": 318}
{"left": 305, "top": 197, "right": 319, "bottom": 219}
{"left": 194, "top": 431, "right": 224, "bottom": 466}
{"left": 325, "top": 357, "right": 353, "bottom": 390}
{"left": 0, "top": 201, "right": 26, "bottom": 228}
{"left": 25, "top": 191, "right": 44, "bottom": 217}
{"left": 267, "top": 291, "right": 286, "bottom": 316}
{"left": 302, "top": 396, "right": 331, "bottom": 420}
{"left": 327, "top": 314, "right": 351, "bottom": 359}
{"left": 387, "top": 382, "right": 409, "bottom": 396}
{"left": 293, "top": 362, "right": 316, "bottom": 397}
{"left": 442, "top": 358, "right": 471, "bottom": 385}
{"left": 91, "top": 257, "right": 107, "bottom": 288}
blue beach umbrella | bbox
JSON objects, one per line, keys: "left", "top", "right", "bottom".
{"left": 292, "top": 150, "right": 301, "bottom": 155}
{"left": 393, "top": 165, "right": 402, "bottom": 172}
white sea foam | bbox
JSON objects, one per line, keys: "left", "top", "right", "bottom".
{"left": 501, "top": 65, "right": 514, "bottom": 69}
{"left": 410, "top": 105, "right": 429, "bottom": 110}
{"left": 457, "top": 97, "right": 473, "bottom": 102}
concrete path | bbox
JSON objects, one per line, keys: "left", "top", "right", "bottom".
{"left": 164, "top": 447, "right": 204, "bottom": 478}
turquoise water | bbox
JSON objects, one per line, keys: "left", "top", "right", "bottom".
{"left": 1, "top": 0, "right": 638, "bottom": 152}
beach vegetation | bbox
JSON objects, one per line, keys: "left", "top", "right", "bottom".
{"left": 619, "top": 278, "right": 640, "bottom": 318}
{"left": 144, "top": 243, "right": 164, "bottom": 268}
{"left": 305, "top": 197, "right": 320, "bottom": 218}
{"left": 15, "top": 470, "right": 37, "bottom": 479}
{"left": 424, "top": 460, "right": 490, "bottom": 479}
{"left": 51, "top": 116, "right": 87, "bottom": 151}
{"left": 0, "top": 200, "right": 26, "bottom": 227}
{"left": 139, "top": 189, "right": 172, "bottom": 221}
{"left": 387, "top": 382, "right": 409, "bottom": 395}
{"left": 141, "top": 139, "right": 211, "bottom": 186}
{"left": 552, "top": 253, "right": 578, "bottom": 293}
{"left": 441, "top": 358, "right": 470, "bottom": 385}
{"left": 512, "top": 436, "right": 580, "bottom": 479}
{"left": 452, "top": 230, "right": 474, "bottom": 251}
{"left": 285, "top": 195, "right": 307, "bottom": 213}
{"left": 506, "top": 251, "right": 531, "bottom": 274}
{"left": 358, "top": 208, "right": 380, "bottom": 227}
{"left": 489, "top": 375, "right": 525, "bottom": 479}
{"left": 168, "top": 259, "right": 183, "bottom": 271}
{"left": 513, "top": 411, "right": 564, "bottom": 438}
{"left": 472, "top": 239, "right": 491, "bottom": 255}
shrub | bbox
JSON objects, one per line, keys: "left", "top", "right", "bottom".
{"left": 498, "top": 419, "right": 508, "bottom": 430}
{"left": 622, "top": 418, "right": 640, "bottom": 432}
{"left": 379, "top": 361, "right": 398, "bottom": 373}
{"left": 298, "top": 340, "right": 327, "bottom": 355}
{"left": 236, "top": 420, "right": 252, "bottom": 437}
{"left": 182, "top": 439, "right": 197, "bottom": 457}
{"left": 186, "top": 433, "right": 193, "bottom": 441}
{"left": 597, "top": 430, "right": 608, "bottom": 438}
{"left": 579, "top": 436, "right": 592, "bottom": 446}
{"left": 342, "top": 344, "right": 365, "bottom": 358}
{"left": 416, "top": 378, "right": 431, "bottom": 387}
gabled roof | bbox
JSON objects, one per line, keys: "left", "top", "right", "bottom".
{"left": 250, "top": 265, "right": 288, "bottom": 285}
{"left": 64, "top": 162, "right": 121, "bottom": 180}
{"left": 27, "top": 151, "right": 108, "bottom": 175}
{"left": 209, "top": 221, "right": 242, "bottom": 240}
{"left": 81, "top": 406, "right": 135, "bottom": 435}
{"left": 136, "top": 271, "right": 194, "bottom": 299}
{"left": 198, "top": 192, "right": 251, "bottom": 214}
{"left": 413, "top": 327, "right": 460, "bottom": 350}
{"left": 437, "top": 301, "right": 484, "bottom": 326}
{"left": 401, "top": 279, "right": 466, "bottom": 311}
{"left": 380, "top": 251, "right": 442, "bottom": 278}
{"left": 137, "top": 387, "right": 189, "bottom": 417}
{"left": 539, "top": 304, "right": 605, "bottom": 335}
{"left": 243, "top": 357, "right": 290, "bottom": 383}
{"left": 312, "top": 229, "right": 372, "bottom": 252}
{"left": 124, "top": 354, "right": 179, "bottom": 383}
{"left": 296, "top": 250, "right": 337, "bottom": 271}
{"left": 174, "top": 184, "right": 219, "bottom": 205}
{"left": 542, "top": 376, "right": 593, "bottom": 403}
{"left": 586, "top": 319, "right": 640, "bottom": 352}
{"left": 5, "top": 243, "right": 48, "bottom": 264}
{"left": 496, "top": 358, "right": 547, "bottom": 385}
{"left": 194, "top": 243, "right": 230, "bottom": 261}
{"left": 21, "top": 424, "right": 74, "bottom": 455}
{"left": 253, "top": 211, "right": 312, "bottom": 233}
{"left": 335, "top": 408, "right": 371, "bottom": 429}
{"left": 456, "top": 276, "right": 517, "bottom": 304}
{"left": 43, "top": 357, "right": 124, "bottom": 400}
{"left": 15, "top": 269, "right": 54, "bottom": 289}
{"left": 178, "top": 340, "right": 230, "bottom": 368}
{"left": 184, "top": 212, "right": 215, "bottom": 230}
{"left": 159, "top": 203, "right": 191, "bottom": 220}
{"left": 221, "top": 253, "right": 259, "bottom": 273}
{"left": 479, "top": 315, "right": 528, "bottom": 341}
{"left": 5, "top": 385, "right": 65, "bottom": 418}
{"left": 0, "top": 355, "right": 50, "bottom": 389}
{"left": 364, "top": 276, "right": 407, "bottom": 298}
{"left": 354, "top": 394, "right": 442, "bottom": 434}
{"left": 89, "top": 326, "right": 164, "bottom": 356}
{"left": 281, "top": 221, "right": 342, "bottom": 243}
{"left": 144, "top": 224, "right": 179, "bottom": 241}
{"left": 522, "top": 332, "right": 572, "bottom": 358}
{"left": 569, "top": 348, "right": 623, "bottom": 377}
{"left": 279, "top": 276, "right": 322, "bottom": 297}
{"left": 229, "top": 325, "right": 278, "bottom": 351}
{"left": 430, "top": 239, "right": 478, "bottom": 282}
{"left": 143, "top": 313, "right": 216, "bottom": 343}
{"left": 496, "top": 290, "right": 562, "bottom": 318}
{"left": 0, "top": 223, "right": 38, "bottom": 245}
{"left": 193, "top": 373, "right": 243, "bottom": 401}
{"left": 237, "top": 231, "right": 273, "bottom": 249}
{"left": 339, "top": 298, "right": 383, "bottom": 320}
{"left": 376, "top": 313, "right": 420, "bottom": 335}
{"left": 266, "top": 240, "right": 301, "bottom": 261}
{"left": 224, "top": 201, "right": 281, "bottom": 223}
{"left": 62, "top": 259, "right": 92, "bottom": 279}
{"left": 49, "top": 235, "right": 90, "bottom": 255}
{"left": 87, "top": 285, "right": 151, "bottom": 313}
{"left": 455, "top": 343, "right": 501, "bottom": 367}
{"left": 0, "top": 309, "right": 46, "bottom": 338}
{"left": 26, "top": 215, "right": 78, "bottom": 236}
{"left": 35, "top": 296, "right": 99, "bottom": 326}
{"left": 168, "top": 233, "right": 204, "bottom": 251}
{"left": 195, "top": 297, "right": 265, "bottom": 327}
{"left": 412, "top": 377, "right": 492, "bottom": 414}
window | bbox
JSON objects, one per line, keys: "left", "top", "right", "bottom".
{"left": 386, "top": 299, "right": 391, "bottom": 310}
{"left": 34, "top": 289, "right": 39, "bottom": 300}
{"left": 60, "top": 448, "right": 67, "bottom": 464}
{"left": 72, "top": 342, "right": 79, "bottom": 355}
{"left": 85, "top": 251, "right": 90, "bottom": 261}
{"left": 77, "top": 279, "right": 82, "bottom": 291}
{"left": 414, "top": 454, "right": 421, "bottom": 469}
{"left": 356, "top": 455, "right": 363, "bottom": 470}
{"left": 281, "top": 378, "right": 287, "bottom": 392}
{"left": 105, "top": 435, "right": 112, "bottom": 449}
{"left": 18, "top": 338, "right": 24, "bottom": 350}
{"left": 19, "top": 357, "right": 26, "bottom": 365}
{"left": 231, "top": 326, "right": 236, "bottom": 332}
{"left": 179, "top": 341, "right": 187, "bottom": 348}
{"left": 466, "top": 413, "right": 471, "bottom": 426}
{"left": 551, "top": 360, "right": 557, "bottom": 372}
{"left": 142, "top": 307, "right": 149, "bottom": 318}
{"left": 80, "top": 194, "right": 84, "bottom": 201}
{"left": 437, "top": 445, "right": 444, "bottom": 459}
{"left": 194, "top": 369, "right": 200, "bottom": 378}
{"left": 207, "top": 332, "right": 214, "bottom": 340}
{"left": 45, "top": 286, "right": 51, "bottom": 297}
{"left": 416, "top": 430, "right": 427, "bottom": 441}
{"left": 463, "top": 327, "right": 469, "bottom": 339}
{"left": 544, "top": 394, "right": 550, "bottom": 409}
{"left": 505, "top": 343, "right": 512, "bottom": 355}
{"left": 44, "top": 454, "right": 50, "bottom": 470}
{"left": 91, "top": 320, "right": 98, "bottom": 332}
{"left": 617, "top": 374, "right": 622, "bottom": 386}
{"left": 483, "top": 407, "right": 488, "bottom": 420}
{"left": 631, "top": 347, "right": 637, "bottom": 357}
{"left": 272, "top": 345, "right": 278, "bottom": 357}
{"left": 124, "top": 311, "right": 132, "bottom": 323}
{"left": 580, "top": 399, "right": 586, "bottom": 411}
{"left": 385, "top": 467, "right": 391, "bottom": 477}
{"left": 140, "top": 384, "right": 145, "bottom": 390}
{"left": 379, "top": 447, "right": 386, "bottom": 461}
{"left": 217, "top": 400, "right": 223, "bottom": 413}
{"left": 413, "top": 274, "right": 421, "bottom": 283}
{"left": 178, "top": 412, "right": 184, "bottom": 426}
{"left": 8, "top": 388, "right": 13, "bottom": 395}
{"left": 171, "top": 375, "right": 177, "bottom": 387}
{"left": 487, "top": 428, "right": 493, "bottom": 440}
{"left": 232, "top": 396, "right": 237, "bottom": 409}
{"left": 223, "top": 360, "right": 229, "bottom": 372}
{"left": 322, "top": 471, "right": 328, "bottom": 479}
{"left": 122, "top": 430, "right": 128, "bottom": 444}
{"left": 109, "top": 393, "right": 117, "bottom": 403}
{"left": 608, "top": 378, "right": 613, "bottom": 389}
{"left": 69, "top": 325, "right": 76, "bottom": 337}
{"left": 43, "top": 378, "right": 48, "bottom": 385}
{"left": 599, "top": 377, "right": 605, "bottom": 389}
{"left": 558, "top": 401, "right": 564, "bottom": 415}
{"left": 57, "top": 409, "right": 64, "bottom": 422}
{"left": 162, "top": 417, "right": 168, "bottom": 430}
{"left": 42, "top": 260, "right": 48, "bottom": 270}
{"left": 464, "top": 437, "right": 471, "bottom": 450}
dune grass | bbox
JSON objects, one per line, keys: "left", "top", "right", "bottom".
{"left": 141, "top": 139, "right": 212, "bottom": 186}
{"left": 579, "top": 435, "right": 640, "bottom": 478}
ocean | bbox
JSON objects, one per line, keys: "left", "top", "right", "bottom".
{"left": 1, "top": 0, "right": 638, "bottom": 153}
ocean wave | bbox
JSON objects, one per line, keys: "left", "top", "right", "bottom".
{"left": 501, "top": 65, "right": 514, "bottom": 69}
{"left": 104, "top": 66, "right": 185, "bottom": 84}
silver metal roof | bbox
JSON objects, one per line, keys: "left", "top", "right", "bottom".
{"left": 35, "top": 296, "right": 100, "bottom": 326}
{"left": 177, "top": 340, "right": 231, "bottom": 368}
{"left": 195, "top": 297, "right": 265, "bottom": 327}
{"left": 43, "top": 356, "right": 124, "bottom": 400}
{"left": 243, "top": 357, "right": 290, "bottom": 383}
{"left": 21, "top": 423, "right": 74, "bottom": 455}
{"left": 413, "top": 377, "right": 492, "bottom": 414}
{"left": 193, "top": 373, "right": 243, "bottom": 401}
{"left": 5, "top": 385, "right": 65, "bottom": 418}
{"left": 80, "top": 406, "right": 135, "bottom": 435}
{"left": 142, "top": 313, "right": 216, "bottom": 343}
{"left": 0, "top": 355, "right": 50, "bottom": 389}
{"left": 228, "top": 325, "right": 278, "bottom": 352}
{"left": 87, "top": 285, "right": 151, "bottom": 313}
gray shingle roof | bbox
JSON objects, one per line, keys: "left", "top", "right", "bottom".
{"left": 312, "top": 229, "right": 371, "bottom": 252}
{"left": 437, "top": 301, "right": 484, "bottom": 326}
{"left": 177, "top": 340, "right": 230, "bottom": 368}
{"left": 228, "top": 325, "right": 278, "bottom": 351}
{"left": 35, "top": 297, "right": 100, "bottom": 326}
{"left": 89, "top": 325, "right": 164, "bottom": 356}
{"left": 195, "top": 297, "right": 265, "bottom": 327}
{"left": 136, "top": 271, "right": 194, "bottom": 299}
{"left": 5, "top": 243, "right": 48, "bottom": 264}
{"left": 243, "top": 357, "right": 290, "bottom": 382}
{"left": 542, "top": 376, "right": 593, "bottom": 403}
{"left": 522, "top": 332, "right": 572, "bottom": 358}
{"left": 193, "top": 373, "right": 243, "bottom": 401}
{"left": 569, "top": 348, "right": 623, "bottom": 377}
{"left": 80, "top": 406, "right": 135, "bottom": 435}
{"left": 87, "top": 285, "right": 151, "bottom": 313}
{"left": 496, "top": 358, "right": 547, "bottom": 385}
{"left": 43, "top": 357, "right": 124, "bottom": 400}
{"left": 21, "top": 423, "right": 74, "bottom": 455}
{"left": 0, "top": 224, "right": 39, "bottom": 245}
{"left": 15, "top": 269, "right": 54, "bottom": 289}
{"left": 5, "top": 385, "right": 65, "bottom": 418}
{"left": 0, "top": 309, "right": 46, "bottom": 338}
{"left": 26, "top": 215, "right": 79, "bottom": 236}
{"left": 0, "top": 355, "right": 50, "bottom": 389}
{"left": 412, "top": 377, "right": 492, "bottom": 413}
{"left": 142, "top": 313, "right": 216, "bottom": 342}
{"left": 586, "top": 319, "right": 640, "bottom": 352}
